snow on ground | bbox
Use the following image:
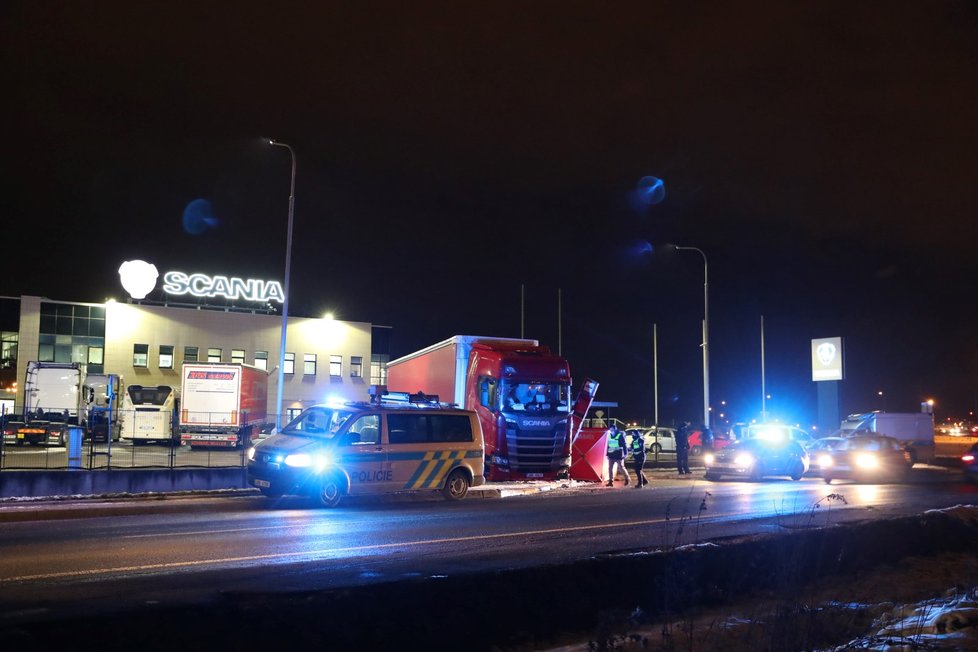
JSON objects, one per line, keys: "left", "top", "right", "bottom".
{"left": 548, "top": 505, "right": 978, "bottom": 651}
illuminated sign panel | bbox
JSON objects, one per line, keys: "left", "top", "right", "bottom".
{"left": 811, "top": 337, "right": 844, "bottom": 382}
{"left": 162, "top": 271, "right": 285, "bottom": 303}
{"left": 118, "top": 260, "right": 284, "bottom": 303}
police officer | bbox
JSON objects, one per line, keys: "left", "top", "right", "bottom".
{"left": 631, "top": 429, "right": 648, "bottom": 487}
{"left": 675, "top": 421, "right": 692, "bottom": 475}
{"left": 605, "top": 424, "right": 630, "bottom": 486}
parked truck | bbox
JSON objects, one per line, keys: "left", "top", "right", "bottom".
{"left": 179, "top": 363, "right": 268, "bottom": 449}
{"left": 839, "top": 411, "right": 935, "bottom": 464}
{"left": 386, "top": 335, "right": 574, "bottom": 481}
{"left": 8, "top": 362, "right": 120, "bottom": 446}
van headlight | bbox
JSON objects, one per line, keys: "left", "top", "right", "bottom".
{"left": 284, "top": 453, "right": 312, "bottom": 468}
{"left": 817, "top": 454, "right": 833, "bottom": 469}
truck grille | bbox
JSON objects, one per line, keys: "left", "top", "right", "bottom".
{"left": 505, "top": 426, "right": 565, "bottom": 474}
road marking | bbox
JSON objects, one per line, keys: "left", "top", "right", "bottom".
{"left": 1, "top": 517, "right": 678, "bottom": 583}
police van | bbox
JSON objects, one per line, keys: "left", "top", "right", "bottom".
{"left": 246, "top": 393, "right": 485, "bottom": 507}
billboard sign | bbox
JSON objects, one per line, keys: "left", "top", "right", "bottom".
{"left": 811, "top": 337, "right": 844, "bottom": 382}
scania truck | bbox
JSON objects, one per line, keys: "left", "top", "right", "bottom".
{"left": 386, "top": 335, "right": 574, "bottom": 481}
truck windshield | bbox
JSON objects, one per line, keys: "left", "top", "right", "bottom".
{"left": 281, "top": 406, "right": 354, "bottom": 439}
{"left": 501, "top": 382, "right": 569, "bottom": 415}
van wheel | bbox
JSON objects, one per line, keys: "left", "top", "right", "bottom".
{"left": 442, "top": 469, "right": 470, "bottom": 501}
{"left": 318, "top": 476, "right": 343, "bottom": 508}
{"left": 650, "top": 443, "right": 662, "bottom": 454}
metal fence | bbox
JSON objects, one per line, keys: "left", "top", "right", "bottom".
{"left": 0, "top": 407, "right": 280, "bottom": 471}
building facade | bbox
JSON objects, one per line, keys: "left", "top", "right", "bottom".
{"left": 1, "top": 295, "right": 388, "bottom": 422}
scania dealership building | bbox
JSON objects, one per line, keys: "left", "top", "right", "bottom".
{"left": 0, "top": 261, "right": 390, "bottom": 420}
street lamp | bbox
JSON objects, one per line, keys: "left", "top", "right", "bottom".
{"left": 269, "top": 139, "right": 295, "bottom": 428}
{"left": 674, "top": 245, "right": 710, "bottom": 429}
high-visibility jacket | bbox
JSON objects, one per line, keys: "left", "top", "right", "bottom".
{"left": 631, "top": 433, "right": 646, "bottom": 454}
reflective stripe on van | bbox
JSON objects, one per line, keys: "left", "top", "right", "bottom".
{"left": 394, "top": 449, "right": 482, "bottom": 489}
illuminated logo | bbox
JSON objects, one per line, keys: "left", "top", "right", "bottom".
{"left": 521, "top": 419, "right": 550, "bottom": 428}
{"left": 118, "top": 260, "right": 160, "bottom": 299}
{"left": 816, "top": 342, "right": 837, "bottom": 366}
{"left": 162, "top": 271, "right": 285, "bottom": 303}
{"left": 811, "top": 337, "right": 844, "bottom": 382}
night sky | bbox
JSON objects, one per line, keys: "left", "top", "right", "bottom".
{"left": 4, "top": 2, "right": 978, "bottom": 428}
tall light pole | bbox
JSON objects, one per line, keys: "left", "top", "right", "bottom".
{"left": 675, "top": 245, "right": 709, "bottom": 429}
{"left": 269, "top": 139, "right": 295, "bottom": 428}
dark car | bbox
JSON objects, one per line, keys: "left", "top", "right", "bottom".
{"left": 818, "top": 434, "right": 913, "bottom": 484}
{"left": 703, "top": 437, "right": 809, "bottom": 481}
{"left": 961, "top": 442, "right": 978, "bottom": 483}
{"left": 805, "top": 436, "right": 845, "bottom": 476}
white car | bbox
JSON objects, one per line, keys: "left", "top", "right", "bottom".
{"left": 626, "top": 426, "right": 677, "bottom": 454}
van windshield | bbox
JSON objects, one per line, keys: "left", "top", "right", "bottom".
{"left": 281, "top": 407, "right": 355, "bottom": 439}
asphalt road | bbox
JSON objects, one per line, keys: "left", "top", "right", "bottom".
{"left": 0, "top": 464, "right": 973, "bottom": 629}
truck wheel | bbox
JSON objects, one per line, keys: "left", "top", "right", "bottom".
{"left": 318, "top": 475, "right": 344, "bottom": 508}
{"left": 442, "top": 469, "right": 470, "bottom": 501}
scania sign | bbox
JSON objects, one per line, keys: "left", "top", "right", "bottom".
{"left": 162, "top": 271, "right": 285, "bottom": 303}
{"left": 520, "top": 419, "right": 551, "bottom": 429}
{"left": 118, "top": 260, "right": 285, "bottom": 303}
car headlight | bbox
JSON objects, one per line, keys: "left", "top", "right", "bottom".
{"left": 855, "top": 453, "right": 878, "bottom": 469}
{"left": 703, "top": 453, "right": 715, "bottom": 465}
{"left": 247, "top": 447, "right": 256, "bottom": 461}
{"left": 817, "top": 454, "right": 833, "bottom": 469}
{"left": 733, "top": 453, "right": 754, "bottom": 468}
{"left": 284, "top": 453, "right": 313, "bottom": 467}
{"left": 312, "top": 453, "right": 334, "bottom": 472}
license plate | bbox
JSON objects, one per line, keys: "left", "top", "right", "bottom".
{"left": 254, "top": 479, "right": 270, "bottom": 488}
{"left": 526, "top": 473, "right": 544, "bottom": 478}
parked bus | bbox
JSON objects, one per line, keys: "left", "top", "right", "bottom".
{"left": 120, "top": 385, "right": 178, "bottom": 445}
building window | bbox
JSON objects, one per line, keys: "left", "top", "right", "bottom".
{"left": 254, "top": 351, "right": 268, "bottom": 371}
{"left": 158, "top": 345, "right": 174, "bottom": 369}
{"left": 231, "top": 349, "right": 245, "bottom": 364}
{"left": 184, "top": 346, "right": 199, "bottom": 363}
{"left": 330, "top": 355, "right": 342, "bottom": 377}
{"left": 284, "top": 352, "right": 295, "bottom": 375}
{"left": 207, "top": 348, "right": 222, "bottom": 363}
{"left": 133, "top": 344, "right": 149, "bottom": 368}
{"left": 371, "top": 354, "right": 389, "bottom": 386}
{"left": 304, "top": 354, "right": 317, "bottom": 376}
{"left": 88, "top": 346, "right": 104, "bottom": 366}
{"left": 351, "top": 356, "right": 363, "bottom": 378}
